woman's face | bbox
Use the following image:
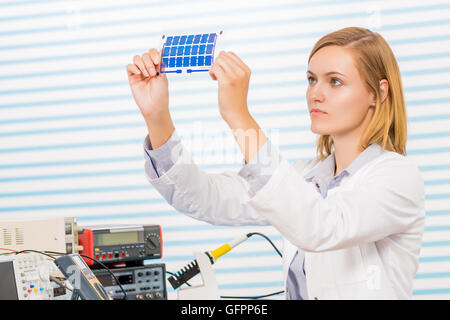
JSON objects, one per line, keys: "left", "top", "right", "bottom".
{"left": 306, "top": 45, "right": 375, "bottom": 138}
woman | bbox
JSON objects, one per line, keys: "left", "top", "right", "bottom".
{"left": 126, "top": 27, "right": 425, "bottom": 299}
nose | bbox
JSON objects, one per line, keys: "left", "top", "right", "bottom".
{"left": 308, "top": 82, "right": 325, "bottom": 104}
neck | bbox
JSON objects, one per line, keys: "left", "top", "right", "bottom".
{"left": 332, "top": 136, "right": 365, "bottom": 176}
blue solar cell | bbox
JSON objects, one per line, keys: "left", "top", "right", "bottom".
{"left": 208, "top": 33, "right": 216, "bottom": 43}
{"left": 176, "top": 57, "right": 183, "bottom": 67}
{"left": 198, "top": 56, "right": 205, "bottom": 66}
{"left": 162, "top": 32, "right": 219, "bottom": 74}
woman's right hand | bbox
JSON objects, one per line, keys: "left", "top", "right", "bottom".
{"left": 126, "top": 48, "right": 169, "bottom": 121}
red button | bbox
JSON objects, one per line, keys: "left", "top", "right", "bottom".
{"left": 121, "top": 252, "right": 126, "bottom": 258}
{"left": 108, "top": 253, "right": 113, "bottom": 259}
{"left": 101, "top": 254, "right": 106, "bottom": 259}
{"left": 95, "top": 254, "right": 100, "bottom": 260}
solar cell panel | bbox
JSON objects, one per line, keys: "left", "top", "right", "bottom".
{"left": 160, "top": 31, "right": 222, "bottom": 74}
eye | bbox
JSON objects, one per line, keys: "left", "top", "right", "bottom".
{"left": 307, "top": 76, "right": 316, "bottom": 85}
{"left": 331, "top": 78, "right": 342, "bottom": 86}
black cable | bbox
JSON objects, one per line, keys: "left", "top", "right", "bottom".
{"left": 78, "top": 254, "right": 128, "bottom": 300}
{"left": 167, "top": 232, "right": 285, "bottom": 299}
{"left": 221, "top": 290, "right": 284, "bottom": 300}
{"left": 246, "top": 232, "right": 283, "bottom": 258}
{"left": 0, "top": 249, "right": 127, "bottom": 300}
{"left": 218, "top": 233, "right": 284, "bottom": 299}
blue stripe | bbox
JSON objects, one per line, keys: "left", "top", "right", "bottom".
{"left": 0, "top": 77, "right": 448, "bottom": 98}
{"left": 413, "top": 288, "right": 450, "bottom": 295}
{"left": 415, "top": 272, "right": 450, "bottom": 279}
{"left": 424, "top": 179, "right": 450, "bottom": 186}
{"left": 424, "top": 225, "right": 450, "bottom": 232}
{"left": 0, "top": 140, "right": 447, "bottom": 156}
{"left": 0, "top": 185, "right": 150, "bottom": 198}
{"left": 2, "top": 121, "right": 450, "bottom": 139}
{"left": 426, "top": 210, "right": 450, "bottom": 216}
{"left": 1, "top": 109, "right": 449, "bottom": 129}
{"left": 421, "top": 241, "right": 450, "bottom": 247}
{"left": 419, "top": 255, "right": 450, "bottom": 263}
{"left": 0, "top": 170, "right": 143, "bottom": 182}
{"left": 420, "top": 164, "right": 450, "bottom": 171}
{"left": 0, "top": 198, "right": 165, "bottom": 213}
{"left": 426, "top": 193, "right": 450, "bottom": 200}
{"left": 0, "top": 62, "right": 446, "bottom": 83}
{"left": 0, "top": 2, "right": 449, "bottom": 40}
{"left": 76, "top": 210, "right": 180, "bottom": 222}
{"left": 164, "top": 235, "right": 282, "bottom": 247}
{"left": 0, "top": 156, "right": 142, "bottom": 169}
{"left": 160, "top": 250, "right": 280, "bottom": 263}
{"left": 1, "top": 177, "right": 448, "bottom": 198}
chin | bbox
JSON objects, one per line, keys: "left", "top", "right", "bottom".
{"left": 310, "top": 123, "right": 332, "bottom": 136}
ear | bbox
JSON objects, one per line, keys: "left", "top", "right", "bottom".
{"left": 379, "top": 79, "right": 389, "bottom": 104}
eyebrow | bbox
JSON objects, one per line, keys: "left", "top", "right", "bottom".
{"left": 306, "top": 70, "right": 346, "bottom": 77}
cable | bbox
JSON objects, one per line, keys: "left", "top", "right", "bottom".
{"left": 246, "top": 232, "right": 283, "bottom": 258}
{"left": 78, "top": 254, "right": 127, "bottom": 301}
{"left": 218, "top": 232, "right": 284, "bottom": 299}
{"left": 221, "top": 290, "right": 285, "bottom": 300}
{"left": 0, "top": 249, "right": 127, "bottom": 300}
{"left": 167, "top": 231, "right": 285, "bottom": 299}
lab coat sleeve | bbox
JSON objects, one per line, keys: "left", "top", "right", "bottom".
{"left": 144, "top": 133, "right": 271, "bottom": 226}
{"left": 246, "top": 156, "right": 426, "bottom": 252}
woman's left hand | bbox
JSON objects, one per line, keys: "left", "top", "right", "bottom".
{"left": 209, "top": 51, "right": 252, "bottom": 125}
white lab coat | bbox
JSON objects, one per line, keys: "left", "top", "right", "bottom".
{"left": 145, "top": 143, "right": 425, "bottom": 299}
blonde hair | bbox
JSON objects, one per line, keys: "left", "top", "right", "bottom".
{"left": 308, "top": 27, "right": 407, "bottom": 161}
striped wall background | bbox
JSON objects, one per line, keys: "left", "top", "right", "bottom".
{"left": 0, "top": 0, "right": 449, "bottom": 299}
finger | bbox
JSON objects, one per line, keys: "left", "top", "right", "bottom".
{"left": 209, "top": 62, "right": 226, "bottom": 81}
{"left": 215, "top": 52, "right": 237, "bottom": 78}
{"left": 219, "top": 52, "right": 246, "bottom": 77}
{"left": 126, "top": 63, "right": 141, "bottom": 76}
{"left": 133, "top": 55, "right": 149, "bottom": 77}
{"left": 149, "top": 48, "right": 161, "bottom": 69}
{"left": 226, "top": 51, "right": 251, "bottom": 74}
{"left": 142, "top": 53, "right": 157, "bottom": 77}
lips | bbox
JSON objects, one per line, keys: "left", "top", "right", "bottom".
{"left": 310, "top": 108, "right": 326, "bottom": 115}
